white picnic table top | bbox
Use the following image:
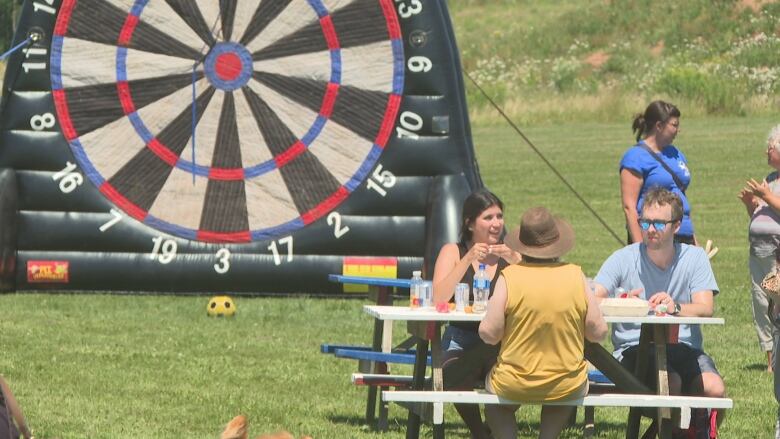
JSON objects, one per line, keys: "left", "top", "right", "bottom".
{"left": 363, "top": 305, "right": 724, "bottom": 325}
{"left": 363, "top": 305, "right": 484, "bottom": 321}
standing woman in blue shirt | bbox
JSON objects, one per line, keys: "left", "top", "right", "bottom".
{"left": 620, "top": 100, "right": 696, "bottom": 244}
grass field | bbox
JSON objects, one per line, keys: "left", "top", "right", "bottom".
{"left": 1, "top": 115, "right": 778, "bottom": 438}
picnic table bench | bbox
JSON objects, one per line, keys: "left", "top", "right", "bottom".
{"left": 382, "top": 390, "right": 732, "bottom": 436}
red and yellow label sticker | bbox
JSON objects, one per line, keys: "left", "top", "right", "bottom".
{"left": 27, "top": 261, "right": 70, "bottom": 283}
{"left": 342, "top": 256, "right": 397, "bottom": 293}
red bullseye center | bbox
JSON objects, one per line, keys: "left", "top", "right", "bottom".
{"left": 215, "top": 52, "right": 242, "bottom": 81}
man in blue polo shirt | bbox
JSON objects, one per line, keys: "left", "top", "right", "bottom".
{"left": 593, "top": 187, "right": 725, "bottom": 435}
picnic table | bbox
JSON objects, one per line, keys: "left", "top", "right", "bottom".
{"left": 363, "top": 305, "right": 726, "bottom": 439}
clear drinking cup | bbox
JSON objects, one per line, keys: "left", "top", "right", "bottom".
{"left": 454, "top": 283, "right": 469, "bottom": 312}
{"left": 421, "top": 281, "right": 433, "bottom": 309}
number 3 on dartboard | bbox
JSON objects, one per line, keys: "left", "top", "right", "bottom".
{"left": 214, "top": 248, "right": 230, "bottom": 274}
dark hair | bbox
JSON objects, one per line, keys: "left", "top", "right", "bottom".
{"left": 632, "top": 100, "right": 681, "bottom": 142}
{"left": 459, "top": 189, "right": 504, "bottom": 245}
{"left": 643, "top": 186, "right": 683, "bottom": 222}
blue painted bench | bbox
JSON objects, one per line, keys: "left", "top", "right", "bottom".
{"left": 334, "top": 348, "right": 432, "bottom": 366}
{"left": 320, "top": 344, "right": 431, "bottom": 369}
{"left": 320, "top": 344, "right": 373, "bottom": 354}
{"left": 327, "top": 274, "right": 412, "bottom": 290}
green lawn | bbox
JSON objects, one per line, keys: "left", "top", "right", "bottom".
{"left": 1, "top": 115, "right": 777, "bottom": 438}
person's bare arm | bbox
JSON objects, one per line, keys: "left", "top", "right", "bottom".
{"left": 684, "top": 290, "right": 715, "bottom": 317}
{"left": 592, "top": 282, "right": 609, "bottom": 299}
{"left": 747, "top": 178, "right": 780, "bottom": 215}
{"left": 583, "top": 275, "right": 608, "bottom": 342}
{"left": 648, "top": 290, "right": 714, "bottom": 317}
{"left": 479, "top": 275, "right": 507, "bottom": 345}
{"left": 738, "top": 186, "right": 759, "bottom": 217}
{"left": 621, "top": 168, "right": 644, "bottom": 243}
{"left": 486, "top": 243, "right": 521, "bottom": 264}
{"left": 432, "top": 243, "right": 486, "bottom": 303}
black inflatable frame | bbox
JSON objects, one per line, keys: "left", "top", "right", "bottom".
{"left": 0, "top": 0, "right": 483, "bottom": 294}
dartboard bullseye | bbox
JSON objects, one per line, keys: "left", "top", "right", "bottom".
{"left": 205, "top": 42, "right": 252, "bottom": 90}
{"left": 49, "top": 0, "right": 404, "bottom": 243}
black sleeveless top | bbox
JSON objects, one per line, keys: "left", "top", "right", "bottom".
{"left": 450, "top": 242, "right": 509, "bottom": 331}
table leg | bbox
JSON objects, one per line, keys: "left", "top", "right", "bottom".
{"left": 583, "top": 407, "right": 595, "bottom": 438}
{"left": 367, "top": 285, "right": 394, "bottom": 429}
{"left": 366, "top": 315, "right": 383, "bottom": 425}
{"left": 653, "top": 325, "right": 673, "bottom": 439}
{"left": 626, "top": 325, "right": 653, "bottom": 439}
{"left": 433, "top": 422, "right": 445, "bottom": 439}
{"left": 430, "top": 324, "right": 445, "bottom": 439}
{"left": 406, "top": 337, "right": 429, "bottom": 439}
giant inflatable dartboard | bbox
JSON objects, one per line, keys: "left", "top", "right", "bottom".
{"left": 0, "top": 0, "right": 482, "bottom": 294}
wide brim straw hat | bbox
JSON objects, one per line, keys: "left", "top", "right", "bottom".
{"left": 505, "top": 206, "right": 575, "bottom": 259}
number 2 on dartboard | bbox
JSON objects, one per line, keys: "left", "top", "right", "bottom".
{"left": 327, "top": 212, "right": 350, "bottom": 238}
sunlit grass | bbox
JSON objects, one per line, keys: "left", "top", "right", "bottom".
{"left": 2, "top": 115, "right": 778, "bottom": 438}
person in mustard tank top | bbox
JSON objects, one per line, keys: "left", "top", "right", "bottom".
{"left": 479, "top": 206, "right": 608, "bottom": 439}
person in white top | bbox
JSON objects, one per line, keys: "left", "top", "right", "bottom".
{"left": 740, "top": 123, "right": 780, "bottom": 372}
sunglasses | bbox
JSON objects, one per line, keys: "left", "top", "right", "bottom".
{"left": 638, "top": 218, "right": 679, "bottom": 231}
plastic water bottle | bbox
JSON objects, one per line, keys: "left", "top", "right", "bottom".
{"left": 409, "top": 270, "right": 423, "bottom": 309}
{"left": 472, "top": 264, "right": 489, "bottom": 313}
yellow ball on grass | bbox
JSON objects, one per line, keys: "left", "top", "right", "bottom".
{"left": 207, "top": 296, "right": 236, "bottom": 317}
